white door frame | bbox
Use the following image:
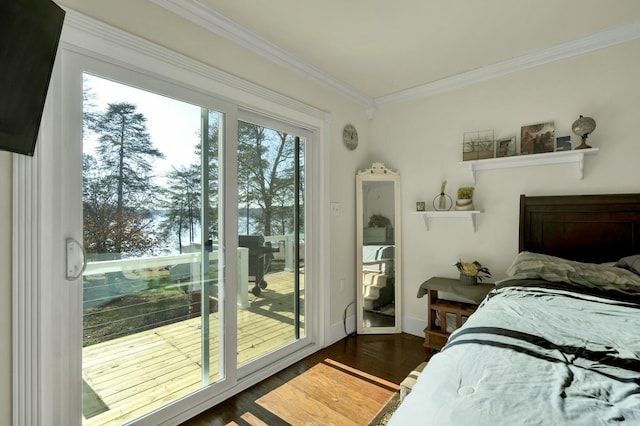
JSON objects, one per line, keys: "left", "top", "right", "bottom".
{"left": 13, "top": 9, "right": 330, "bottom": 426}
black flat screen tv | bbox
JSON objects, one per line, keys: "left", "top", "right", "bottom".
{"left": 0, "top": 0, "right": 65, "bottom": 156}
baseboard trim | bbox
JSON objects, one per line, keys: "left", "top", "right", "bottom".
{"left": 328, "top": 313, "right": 425, "bottom": 344}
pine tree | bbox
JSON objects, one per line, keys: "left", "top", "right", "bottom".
{"left": 160, "top": 165, "right": 201, "bottom": 253}
{"left": 84, "top": 102, "right": 164, "bottom": 256}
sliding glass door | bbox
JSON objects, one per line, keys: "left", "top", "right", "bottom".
{"left": 75, "top": 69, "right": 313, "bottom": 424}
{"left": 15, "top": 24, "right": 328, "bottom": 423}
{"left": 81, "top": 74, "right": 226, "bottom": 425}
{"left": 236, "top": 117, "right": 306, "bottom": 369}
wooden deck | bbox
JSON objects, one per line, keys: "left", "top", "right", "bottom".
{"left": 82, "top": 271, "right": 304, "bottom": 425}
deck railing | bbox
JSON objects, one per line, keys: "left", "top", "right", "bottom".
{"left": 83, "top": 233, "right": 304, "bottom": 308}
{"left": 84, "top": 247, "right": 250, "bottom": 307}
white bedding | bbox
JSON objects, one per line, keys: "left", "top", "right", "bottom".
{"left": 390, "top": 284, "right": 640, "bottom": 425}
{"left": 363, "top": 244, "right": 394, "bottom": 273}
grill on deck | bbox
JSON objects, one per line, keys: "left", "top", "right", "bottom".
{"left": 239, "top": 235, "right": 279, "bottom": 296}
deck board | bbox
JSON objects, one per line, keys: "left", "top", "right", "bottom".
{"left": 83, "top": 271, "right": 303, "bottom": 425}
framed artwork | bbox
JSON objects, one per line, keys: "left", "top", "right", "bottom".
{"left": 520, "top": 122, "right": 555, "bottom": 155}
{"left": 495, "top": 136, "right": 516, "bottom": 158}
{"left": 463, "top": 130, "right": 494, "bottom": 161}
{"left": 556, "top": 136, "right": 572, "bottom": 151}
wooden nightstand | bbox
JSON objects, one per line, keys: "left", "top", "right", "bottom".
{"left": 417, "top": 277, "right": 493, "bottom": 353}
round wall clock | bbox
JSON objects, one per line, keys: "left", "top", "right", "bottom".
{"left": 343, "top": 123, "right": 358, "bottom": 150}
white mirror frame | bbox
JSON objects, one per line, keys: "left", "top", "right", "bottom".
{"left": 356, "top": 162, "right": 402, "bottom": 334}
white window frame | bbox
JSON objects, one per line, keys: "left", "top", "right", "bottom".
{"left": 235, "top": 109, "right": 314, "bottom": 379}
{"left": 13, "top": 9, "right": 330, "bottom": 426}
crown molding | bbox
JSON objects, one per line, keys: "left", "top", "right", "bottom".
{"left": 151, "top": 0, "right": 376, "bottom": 110}
{"left": 375, "top": 19, "right": 640, "bottom": 107}
{"left": 61, "top": 9, "right": 326, "bottom": 122}
{"left": 137, "top": 2, "right": 640, "bottom": 112}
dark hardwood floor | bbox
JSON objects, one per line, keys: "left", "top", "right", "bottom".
{"left": 181, "top": 333, "right": 426, "bottom": 426}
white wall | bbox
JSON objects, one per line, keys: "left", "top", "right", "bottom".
{"left": 2, "top": 3, "right": 639, "bottom": 424}
{"left": 371, "top": 39, "right": 640, "bottom": 334}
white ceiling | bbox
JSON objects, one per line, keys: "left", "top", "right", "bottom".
{"left": 154, "top": 0, "right": 640, "bottom": 108}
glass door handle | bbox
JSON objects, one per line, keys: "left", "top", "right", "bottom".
{"left": 66, "top": 238, "right": 87, "bottom": 280}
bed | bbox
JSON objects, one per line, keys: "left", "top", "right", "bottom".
{"left": 390, "top": 193, "right": 640, "bottom": 425}
{"left": 362, "top": 244, "right": 395, "bottom": 309}
{"left": 362, "top": 244, "right": 394, "bottom": 274}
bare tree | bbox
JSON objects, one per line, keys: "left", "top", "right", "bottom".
{"left": 237, "top": 122, "right": 296, "bottom": 236}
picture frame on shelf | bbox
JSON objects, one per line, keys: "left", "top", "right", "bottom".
{"left": 520, "top": 122, "right": 555, "bottom": 155}
{"left": 495, "top": 136, "right": 517, "bottom": 158}
{"left": 555, "top": 136, "right": 572, "bottom": 152}
{"left": 463, "top": 130, "right": 494, "bottom": 161}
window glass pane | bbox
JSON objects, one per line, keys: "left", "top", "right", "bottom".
{"left": 81, "top": 73, "right": 222, "bottom": 425}
{"left": 237, "top": 120, "right": 306, "bottom": 366}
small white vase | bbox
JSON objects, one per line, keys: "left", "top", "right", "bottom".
{"left": 455, "top": 198, "right": 474, "bottom": 210}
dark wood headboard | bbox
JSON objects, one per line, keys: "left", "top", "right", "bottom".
{"left": 519, "top": 194, "right": 640, "bottom": 264}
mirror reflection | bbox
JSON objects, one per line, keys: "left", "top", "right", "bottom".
{"left": 356, "top": 163, "right": 401, "bottom": 334}
{"left": 362, "top": 181, "right": 395, "bottom": 327}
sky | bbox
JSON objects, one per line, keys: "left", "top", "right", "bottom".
{"left": 81, "top": 73, "right": 297, "bottom": 247}
{"left": 83, "top": 73, "right": 205, "bottom": 178}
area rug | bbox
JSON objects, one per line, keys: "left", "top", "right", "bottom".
{"left": 256, "top": 361, "right": 395, "bottom": 425}
{"left": 367, "top": 391, "right": 401, "bottom": 426}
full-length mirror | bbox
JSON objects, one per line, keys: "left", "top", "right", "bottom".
{"left": 356, "top": 162, "right": 401, "bottom": 334}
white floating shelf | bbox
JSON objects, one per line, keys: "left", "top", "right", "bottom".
{"left": 461, "top": 148, "right": 599, "bottom": 184}
{"left": 414, "top": 210, "right": 481, "bottom": 232}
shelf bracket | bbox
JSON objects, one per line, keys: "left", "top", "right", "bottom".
{"left": 468, "top": 163, "right": 477, "bottom": 185}
{"left": 416, "top": 211, "right": 480, "bottom": 232}
{"left": 578, "top": 155, "right": 585, "bottom": 179}
{"left": 421, "top": 214, "right": 430, "bottom": 230}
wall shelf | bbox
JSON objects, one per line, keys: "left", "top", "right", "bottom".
{"left": 414, "top": 210, "right": 481, "bottom": 231}
{"left": 461, "top": 148, "right": 599, "bottom": 184}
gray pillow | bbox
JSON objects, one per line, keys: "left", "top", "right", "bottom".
{"left": 498, "top": 251, "right": 640, "bottom": 294}
{"left": 616, "top": 255, "right": 640, "bottom": 275}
